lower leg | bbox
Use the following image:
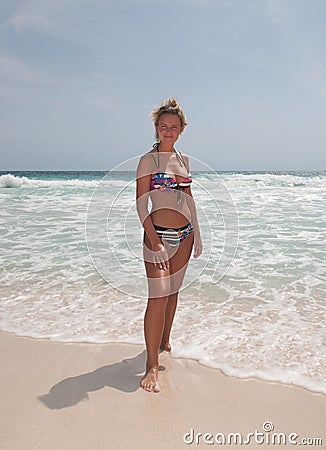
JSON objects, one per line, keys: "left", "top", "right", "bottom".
{"left": 160, "top": 233, "right": 193, "bottom": 351}
{"left": 141, "top": 297, "right": 168, "bottom": 392}
{"left": 160, "top": 292, "right": 178, "bottom": 352}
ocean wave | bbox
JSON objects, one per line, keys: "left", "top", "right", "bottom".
{"left": 0, "top": 173, "right": 102, "bottom": 189}
{"left": 0, "top": 173, "right": 31, "bottom": 188}
{"left": 0, "top": 170, "right": 325, "bottom": 395}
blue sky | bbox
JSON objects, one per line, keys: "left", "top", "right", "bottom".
{"left": 1, "top": 0, "right": 326, "bottom": 171}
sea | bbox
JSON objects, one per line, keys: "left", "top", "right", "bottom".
{"left": 0, "top": 169, "right": 325, "bottom": 395}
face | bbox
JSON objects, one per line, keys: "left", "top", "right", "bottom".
{"left": 156, "top": 113, "right": 182, "bottom": 144}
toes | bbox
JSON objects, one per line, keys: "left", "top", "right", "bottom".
{"left": 140, "top": 380, "right": 152, "bottom": 392}
{"left": 140, "top": 367, "right": 160, "bottom": 393}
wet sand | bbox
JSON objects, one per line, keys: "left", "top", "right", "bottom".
{"left": 0, "top": 330, "right": 325, "bottom": 449}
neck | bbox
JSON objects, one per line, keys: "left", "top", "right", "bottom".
{"left": 157, "top": 142, "right": 174, "bottom": 152}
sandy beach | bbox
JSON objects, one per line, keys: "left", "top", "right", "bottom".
{"left": 0, "top": 330, "right": 325, "bottom": 449}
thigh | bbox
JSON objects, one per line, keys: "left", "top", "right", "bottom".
{"left": 168, "top": 232, "right": 194, "bottom": 293}
{"left": 143, "top": 233, "right": 172, "bottom": 298}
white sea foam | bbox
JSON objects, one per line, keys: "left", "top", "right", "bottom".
{"left": 0, "top": 171, "right": 325, "bottom": 394}
{"left": 0, "top": 173, "right": 31, "bottom": 188}
{"left": 0, "top": 173, "right": 102, "bottom": 189}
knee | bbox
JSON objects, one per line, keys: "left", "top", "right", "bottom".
{"left": 148, "top": 279, "right": 172, "bottom": 298}
{"left": 146, "top": 296, "right": 169, "bottom": 311}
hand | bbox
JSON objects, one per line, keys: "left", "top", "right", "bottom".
{"left": 152, "top": 242, "right": 169, "bottom": 270}
{"left": 193, "top": 235, "right": 202, "bottom": 258}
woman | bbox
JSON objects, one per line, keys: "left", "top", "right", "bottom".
{"left": 136, "top": 98, "right": 202, "bottom": 392}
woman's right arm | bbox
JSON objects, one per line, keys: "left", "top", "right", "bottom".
{"left": 136, "top": 155, "right": 169, "bottom": 270}
{"left": 136, "top": 155, "right": 161, "bottom": 248}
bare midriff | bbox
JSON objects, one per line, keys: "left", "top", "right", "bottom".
{"left": 150, "top": 191, "right": 191, "bottom": 228}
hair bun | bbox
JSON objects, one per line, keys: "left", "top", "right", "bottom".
{"left": 168, "top": 98, "right": 178, "bottom": 108}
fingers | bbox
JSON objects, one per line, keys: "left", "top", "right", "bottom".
{"left": 144, "top": 240, "right": 170, "bottom": 270}
{"left": 153, "top": 248, "right": 169, "bottom": 270}
{"left": 193, "top": 243, "right": 202, "bottom": 258}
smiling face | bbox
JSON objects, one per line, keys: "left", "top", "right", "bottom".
{"left": 156, "top": 113, "right": 182, "bottom": 145}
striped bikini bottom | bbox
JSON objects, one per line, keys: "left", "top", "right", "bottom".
{"left": 153, "top": 222, "right": 194, "bottom": 247}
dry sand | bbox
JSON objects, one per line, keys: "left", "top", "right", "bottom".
{"left": 0, "top": 330, "right": 325, "bottom": 449}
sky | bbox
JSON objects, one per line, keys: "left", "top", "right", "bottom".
{"left": 0, "top": 0, "right": 326, "bottom": 171}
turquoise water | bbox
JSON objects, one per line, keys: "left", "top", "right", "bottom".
{"left": 0, "top": 170, "right": 325, "bottom": 394}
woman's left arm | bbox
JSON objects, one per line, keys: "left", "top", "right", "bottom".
{"left": 183, "top": 154, "right": 202, "bottom": 258}
{"left": 184, "top": 187, "right": 202, "bottom": 258}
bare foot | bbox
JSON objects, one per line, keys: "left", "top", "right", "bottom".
{"left": 140, "top": 366, "right": 160, "bottom": 393}
{"left": 160, "top": 342, "right": 171, "bottom": 352}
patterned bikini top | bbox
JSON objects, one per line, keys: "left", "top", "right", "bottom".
{"left": 150, "top": 147, "right": 192, "bottom": 191}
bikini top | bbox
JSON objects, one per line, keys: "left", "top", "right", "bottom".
{"left": 150, "top": 147, "right": 192, "bottom": 191}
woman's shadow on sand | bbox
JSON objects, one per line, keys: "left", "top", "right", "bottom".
{"left": 38, "top": 350, "right": 148, "bottom": 409}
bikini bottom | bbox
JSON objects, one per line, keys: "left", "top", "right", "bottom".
{"left": 153, "top": 222, "right": 193, "bottom": 247}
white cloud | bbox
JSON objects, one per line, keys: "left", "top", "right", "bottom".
{"left": 3, "top": 0, "right": 65, "bottom": 33}
{"left": 3, "top": 0, "right": 100, "bottom": 37}
{"left": 1, "top": 0, "right": 123, "bottom": 52}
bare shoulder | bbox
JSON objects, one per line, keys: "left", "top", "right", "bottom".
{"left": 181, "top": 151, "right": 189, "bottom": 160}
{"left": 178, "top": 150, "right": 190, "bottom": 171}
{"left": 137, "top": 151, "right": 155, "bottom": 178}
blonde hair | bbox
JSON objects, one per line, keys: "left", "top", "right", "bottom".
{"left": 151, "top": 98, "right": 188, "bottom": 141}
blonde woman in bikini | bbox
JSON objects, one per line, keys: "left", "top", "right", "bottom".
{"left": 136, "top": 98, "right": 202, "bottom": 392}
